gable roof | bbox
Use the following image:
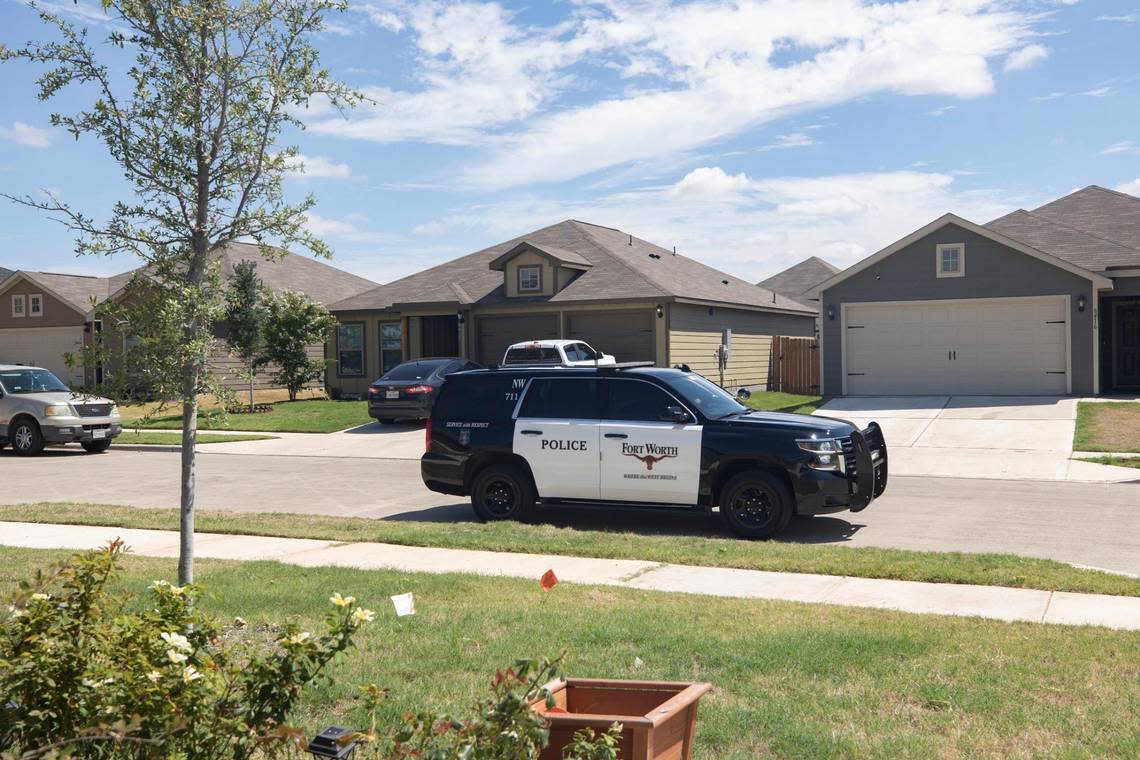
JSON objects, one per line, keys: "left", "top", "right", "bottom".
{"left": 488, "top": 241, "right": 593, "bottom": 271}
{"left": 331, "top": 220, "right": 814, "bottom": 315}
{"left": 0, "top": 269, "right": 131, "bottom": 317}
{"left": 985, "top": 208, "right": 1140, "bottom": 271}
{"left": 757, "top": 256, "right": 838, "bottom": 300}
{"left": 1027, "top": 185, "right": 1140, "bottom": 255}
{"left": 214, "top": 242, "right": 377, "bottom": 306}
{"left": 813, "top": 213, "right": 1112, "bottom": 296}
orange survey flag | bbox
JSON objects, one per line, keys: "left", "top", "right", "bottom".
{"left": 540, "top": 569, "right": 559, "bottom": 592}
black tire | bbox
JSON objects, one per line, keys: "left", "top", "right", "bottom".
{"left": 470, "top": 463, "right": 537, "bottom": 523}
{"left": 718, "top": 470, "right": 793, "bottom": 539}
{"left": 10, "top": 419, "right": 45, "bottom": 456}
{"left": 81, "top": 440, "right": 112, "bottom": 453}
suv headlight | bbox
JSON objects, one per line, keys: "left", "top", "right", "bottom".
{"left": 44, "top": 404, "right": 75, "bottom": 418}
{"left": 796, "top": 437, "right": 844, "bottom": 472}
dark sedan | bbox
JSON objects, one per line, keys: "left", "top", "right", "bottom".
{"left": 367, "top": 358, "right": 482, "bottom": 424}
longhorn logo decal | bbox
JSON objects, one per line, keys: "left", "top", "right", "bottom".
{"left": 621, "top": 441, "right": 679, "bottom": 470}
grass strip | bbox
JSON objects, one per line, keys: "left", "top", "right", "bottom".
{"left": 122, "top": 399, "right": 372, "bottom": 433}
{"left": 1074, "top": 402, "right": 1140, "bottom": 453}
{"left": 743, "top": 391, "right": 823, "bottom": 415}
{"left": 1077, "top": 455, "right": 1140, "bottom": 470}
{"left": 3, "top": 502, "right": 1138, "bottom": 597}
{"left": 119, "top": 431, "right": 277, "bottom": 445}
{"left": 3, "top": 546, "right": 1137, "bottom": 759}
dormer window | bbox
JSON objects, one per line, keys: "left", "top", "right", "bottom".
{"left": 518, "top": 265, "right": 541, "bottom": 293}
{"left": 936, "top": 243, "right": 965, "bottom": 278}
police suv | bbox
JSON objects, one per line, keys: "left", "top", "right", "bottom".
{"left": 421, "top": 364, "right": 887, "bottom": 539}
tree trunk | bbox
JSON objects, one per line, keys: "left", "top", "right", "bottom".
{"left": 178, "top": 365, "right": 199, "bottom": 585}
{"left": 249, "top": 359, "right": 255, "bottom": 413}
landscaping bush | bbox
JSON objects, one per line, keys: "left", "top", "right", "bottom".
{"left": 0, "top": 544, "right": 619, "bottom": 759}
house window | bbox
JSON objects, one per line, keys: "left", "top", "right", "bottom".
{"left": 337, "top": 322, "right": 365, "bottom": 377}
{"left": 11, "top": 294, "right": 25, "bottom": 318}
{"left": 29, "top": 294, "right": 43, "bottom": 317}
{"left": 936, "top": 243, "right": 965, "bottom": 278}
{"left": 379, "top": 321, "right": 403, "bottom": 375}
{"left": 518, "top": 265, "right": 541, "bottom": 293}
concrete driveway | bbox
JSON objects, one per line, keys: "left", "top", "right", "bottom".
{"left": 814, "top": 396, "right": 1137, "bottom": 482}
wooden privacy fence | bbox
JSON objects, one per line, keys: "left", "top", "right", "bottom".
{"left": 768, "top": 336, "right": 819, "bottom": 395}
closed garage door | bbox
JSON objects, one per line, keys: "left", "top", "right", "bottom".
{"left": 567, "top": 310, "right": 655, "bottom": 362}
{"left": 0, "top": 326, "right": 86, "bottom": 386}
{"left": 844, "top": 297, "right": 1068, "bottom": 395}
{"left": 476, "top": 313, "right": 559, "bottom": 364}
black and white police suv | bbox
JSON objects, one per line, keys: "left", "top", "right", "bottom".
{"left": 421, "top": 364, "right": 887, "bottom": 539}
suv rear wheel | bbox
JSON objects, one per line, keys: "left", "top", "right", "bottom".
{"left": 719, "top": 470, "right": 793, "bottom": 539}
{"left": 470, "top": 463, "right": 536, "bottom": 522}
{"left": 11, "top": 419, "right": 45, "bottom": 456}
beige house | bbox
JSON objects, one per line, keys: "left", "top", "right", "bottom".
{"left": 327, "top": 220, "right": 815, "bottom": 397}
{"left": 0, "top": 244, "right": 377, "bottom": 390}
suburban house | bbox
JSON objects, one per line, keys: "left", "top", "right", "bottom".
{"left": 758, "top": 256, "right": 839, "bottom": 304}
{"left": 0, "top": 243, "right": 376, "bottom": 389}
{"left": 816, "top": 185, "right": 1140, "bottom": 396}
{"left": 327, "top": 219, "right": 816, "bottom": 397}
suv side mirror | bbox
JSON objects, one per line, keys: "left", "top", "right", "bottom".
{"left": 661, "top": 405, "right": 692, "bottom": 424}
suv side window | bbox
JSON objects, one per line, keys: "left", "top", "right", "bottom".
{"left": 601, "top": 379, "right": 679, "bottom": 422}
{"left": 518, "top": 378, "right": 598, "bottom": 419}
{"left": 433, "top": 374, "right": 520, "bottom": 422}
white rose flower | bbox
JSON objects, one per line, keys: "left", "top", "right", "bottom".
{"left": 280, "top": 631, "right": 311, "bottom": 646}
{"left": 160, "top": 631, "right": 192, "bottom": 652}
{"left": 350, "top": 608, "right": 376, "bottom": 625}
{"left": 146, "top": 670, "right": 162, "bottom": 683}
{"left": 182, "top": 666, "right": 201, "bottom": 684}
{"left": 166, "top": 649, "right": 189, "bottom": 664}
{"left": 329, "top": 592, "right": 356, "bottom": 608}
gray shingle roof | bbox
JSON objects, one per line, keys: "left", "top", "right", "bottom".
{"left": 331, "top": 220, "right": 813, "bottom": 314}
{"left": 757, "top": 256, "right": 838, "bottom": 299}
{"left": 0, "top": 266, "right": 12, "bottom": 283}
{"left": 216, "top": 242, "right": 377, "bottom": 306}
{"left": 984, "top": 185, "right": 1140, "bottom": 272}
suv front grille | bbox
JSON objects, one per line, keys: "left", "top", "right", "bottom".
{"left": 76, "top": 403, "right": 112, "bottom": 417}
{"left": 839, "top": 436, "right": 856, "bottom": 479}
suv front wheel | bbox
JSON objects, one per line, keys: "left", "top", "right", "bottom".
{"left": 470, "top": 463, "right": 537, "bottom": 522}
{"left": 719, "top": 470, "right": 793, "bottom": 539}
{"left": 10, "top": 419, "right": 45, "bottom": 456}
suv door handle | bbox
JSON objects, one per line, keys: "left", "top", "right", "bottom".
{"left": 604, "top": 433, "right": 628, "bottom": 439}
{"left": 520, "top": 429, "right": 543, "bottom": 436}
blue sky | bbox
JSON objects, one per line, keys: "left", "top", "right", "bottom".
{"left": 2, "top": 0, "right": 1139, "bottom": 287}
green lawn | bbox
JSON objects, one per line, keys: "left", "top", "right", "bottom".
{"left": 1074, "top": 402, "right": 1140, "bottom": 453}
{"left": 6, "top": 503, "right": 1139, "bottom": 597}
{"left": 119, "top": 431, "right": 277, "bottom": 445}
{"left": 1077, "top": 455, "right": 1140, "bottom": 470}
{"left": 3, "top": 546, "right": 1138, "bottom": 759}
{"left": 744, "top": 391, "right": 823, "bottom": 415}
{"left": 126, "top": 399, "right": 371, "bottom": 433}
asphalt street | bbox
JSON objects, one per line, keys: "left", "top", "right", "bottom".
{"left": 2, "top": 446, "right": 1139, "bottom": 576}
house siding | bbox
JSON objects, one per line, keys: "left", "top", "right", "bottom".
{"left": 669, "top": 303, "right": 815, "bottom": 389}
{"left": 820, "top": 224, "right": 1097, "bottom": 395}
{"left": 0, "top": 284, "right": 85, "bottom": 329}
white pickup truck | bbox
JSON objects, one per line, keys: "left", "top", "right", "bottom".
{"left": 501, "top": 339, "right": 617, "bottom": 367}
{"left": 0, "top": 364, "right": 122, "bottom": 455}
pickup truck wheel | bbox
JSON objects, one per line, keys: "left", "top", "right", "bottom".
{"left": 81, "top": 441, "right": 112, "bottom": 453}
{"left": 471, "top": 464, "right": 536, "bottom": 522}
{"left": 719, "top": 470, "right": 793, "bottom": 539}
{"left": 11, "top": 420, "right": 45, "bottom": 456}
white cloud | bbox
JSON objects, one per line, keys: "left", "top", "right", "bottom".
{"left": 0, "top": 122, "right": 52, "bottom": 148}
{"left": 1116, "top": 179, "right": 1140, "bottom": 197}
{"left": 925, "top": 105, "right": 957, "bottom": 117}
{"left": 285, "top": 153, "right": 352, "bottom": 179}
{"left": 305, "top": 212, "right": 359, "bottom": 236}
{"left": 1004, "top": 43, "right": 1049, "bottom": 72}
{"left": 1101, "top": 141, "right": 1140, "bottom": 156}
{"left": 757, "top": 132, "right": 816, "bottom": 151}
{"left": 1097, "top": 13, "right": 1139, "bottom": 23}
{"left": 319, "top": 0, "right": 1040, "bottom": 189}
{"left": 410, "top": 169, "right": 1015, "bottom": 282}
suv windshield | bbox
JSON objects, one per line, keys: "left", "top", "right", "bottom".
{"left": 380, "top": 360, "right": 449, "bottom": 382}
{"left": 662, "top": 373, "right": 745, "bottom": 420}
{"left": 0, "top": 368, "right": 70, "bottom": 394}
{"left": 503, "top": 346, "right": 563, "bottom": 365}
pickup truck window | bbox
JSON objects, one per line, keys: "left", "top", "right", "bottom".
{"left": 601, "top": 379, "right": 677, "bottom": 422}
{"left": 664, "top": 373, "right": 745, "bottom": 419}
{"left": 0, "top": 368, "right": 70, "bottom": 394}
{"left": 518, "top": 378, "right": 598, "bottom": 419}
{"left": 504, "top": 346, "right": 563, "bottom": 365}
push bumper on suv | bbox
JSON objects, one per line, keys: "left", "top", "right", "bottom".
{"left": 794, "top": 422, "right": 888, "bottom": 515}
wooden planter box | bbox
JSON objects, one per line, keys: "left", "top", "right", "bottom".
{"left": 529, "top": 678, "right": 711, "bottom": 760}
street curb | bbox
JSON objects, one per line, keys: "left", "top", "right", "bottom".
{"left": 111, "top": 444, "right": 181, "bottom": 453}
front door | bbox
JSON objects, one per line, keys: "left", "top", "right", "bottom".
{"left": 598, "top": 378, "right": 702, "bottom": 505}
{"left": 1115, "top": 302, "right": 1140, "bottom": 389}
{"left": 513, "top": 377, "right": 600, "bottom": 500}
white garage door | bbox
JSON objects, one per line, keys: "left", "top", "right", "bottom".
{"left": 843, "top": 297, "right": 1068, "bottom": 395}
{"left": 0, "top": 326, "right": 86, "bottom": 386}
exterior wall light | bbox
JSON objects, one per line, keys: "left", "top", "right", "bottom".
{"left": 827, "top": 305, "right": 835, "bottom": 321}
{"left": 656, "top": 304, "right": 664, "bottom": 319}
{"left": 456, "top": 310, "right": 465, "bottom": 325}
{"left": 307, "top": 726, "right": 360, "bottom": 759}
{"left": 1077, "top": 295, "right": 1086, "bottom": 313}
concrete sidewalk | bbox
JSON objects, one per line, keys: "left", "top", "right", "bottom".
{"left": 3, "top": 521, "right": 1139, "bottom": 631}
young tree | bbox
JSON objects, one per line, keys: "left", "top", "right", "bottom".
{"left": 225, "top": 259, "right": 266, "bottom": 413}
{"left": 260, "top": 289, "right": 335, "bottom": 401}
{"left": 2, "top": 0, "right": 358, "bottom": 584}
